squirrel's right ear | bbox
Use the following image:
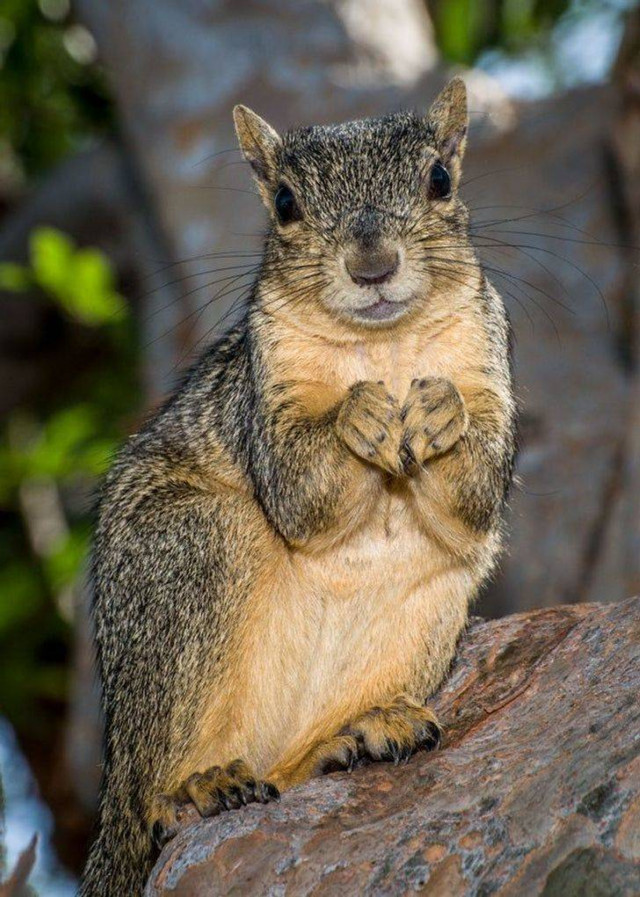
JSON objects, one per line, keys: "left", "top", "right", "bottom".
{"left": 233, "top": 105, "right": 282, "bottom": 184}
{"left": 426, "top": 77, "right": 468, "bottom": 166}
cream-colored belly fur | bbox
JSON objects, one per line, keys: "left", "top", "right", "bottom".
{"left": 209, "top": 481, "right": 475, "bottom": 782}
{"left": 188, "top": 318, "right": 483, "bottom": 784}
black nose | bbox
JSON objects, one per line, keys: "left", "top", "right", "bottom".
{"left": 345, "top": 249, "right": 399, "bottom": 287}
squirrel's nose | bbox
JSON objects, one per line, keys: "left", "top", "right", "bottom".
{"left": 345, "top": 248, "right": 399, "bottom": 287}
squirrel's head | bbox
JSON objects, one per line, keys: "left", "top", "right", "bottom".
{"left": 234, "top": 78, "right": 472, "bottom": 331}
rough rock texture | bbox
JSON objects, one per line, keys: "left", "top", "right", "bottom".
{"left": 147, "top": 598, "right": 640, "bottom": 896}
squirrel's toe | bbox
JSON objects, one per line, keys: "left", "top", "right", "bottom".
{"left": 167, "top": 758, "right": 278, "bottom": 821}
{"left": 149, "top": 793, "right": 190, "bottom": 849}
{"left": 341, "top": 695, "right": 441, "bottom": 764}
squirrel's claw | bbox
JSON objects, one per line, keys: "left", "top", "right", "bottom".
{"left": 258, "top": 781, "right": 281, "bottom": 803}
{"left": 149, "top": 794, "right": 190, "bottom": 850}
{"left": 149, "top": 757, "right": 278, "bottom": 844}
{"left": 340, "top": 695, "right": 441, "bottom": 767}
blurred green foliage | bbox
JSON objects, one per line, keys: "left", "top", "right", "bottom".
{"left": 0, "top": 2, "right": 123, "bottom": 741}
{"left": 1, "top": 227, "right": 127, "bottom": 324}
{"left": 0, "top": 0, "right": 112, "bottom": 186}
{"left": 428, "top": 0, "right": 572, "bottom": 65}
{"left": 0, "top": 229, "right": 137, "bottom": 730}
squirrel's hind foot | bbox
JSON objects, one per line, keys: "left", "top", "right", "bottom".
{"left": 341, "top": 695, "right": 441, "bottom": 764}
{"left": 150, "top": 758, "right": 279, "bottom": 848}
{"left": 269, "top": 733, "right": 361, "bottom": 789}
{"left": 271, "top": 697, "right": 441, "bottom": 791}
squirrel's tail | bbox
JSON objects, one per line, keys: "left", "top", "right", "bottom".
{"left": 80, "top": 802, "right": 154, "bottom": 897}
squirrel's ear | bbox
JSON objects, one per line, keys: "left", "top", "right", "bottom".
{"left": 426, "top": 77, "right": 468, "bottom": 166}
{"left": 233, "top": 105, "right": 282, "bottom": 184}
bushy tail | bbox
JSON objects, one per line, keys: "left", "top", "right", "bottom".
{"left": 80, "top": 807, "right": 153, "bottom": 897}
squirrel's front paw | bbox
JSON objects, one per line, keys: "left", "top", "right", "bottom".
{"left": 400, "top": 377, "right": 468, "bottom": 474}
{"left": 336, "top": 380, "right": 403, "bottom": 475}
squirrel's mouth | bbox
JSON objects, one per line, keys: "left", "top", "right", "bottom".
{"left": 351, "top": 297, "right": 410, "bottom": 323}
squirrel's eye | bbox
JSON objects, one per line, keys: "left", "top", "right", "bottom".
{"left": 429, "top": 162, "right": 451, "bottom": 200}
{"left": 274, "top": 185, "right": 301, "bottom": 224}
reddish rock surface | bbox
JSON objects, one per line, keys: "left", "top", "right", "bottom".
{"left": 146, "top": 597, "right": 640, "bottom": 896}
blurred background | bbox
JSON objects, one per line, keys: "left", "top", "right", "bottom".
{"left": 0, "top": 0, "right": 639, "bottom": 892}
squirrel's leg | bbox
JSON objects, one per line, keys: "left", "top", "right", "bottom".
{"left": 268, "top": 696, "right": 441, "bottom": 790}
{"left": 150, "top": 759, "right": 280, "bottom": 847}
{"left": 82, "top": 485, "right": 274, "bottom": 896}
{"left": 400, "top": 376, "right": 515, "bottom": 552}
{"left": 248, "top": 379, "right": 405, "bottom": 547}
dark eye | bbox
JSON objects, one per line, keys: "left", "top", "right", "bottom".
{"left": 429, "top": 162, "right": 451, "bottom": 200}
{"left": 274, "top": 184, "right": 301, "bottom": 224}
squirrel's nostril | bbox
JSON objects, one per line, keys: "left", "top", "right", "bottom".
{"left": 346, "top": 250, "right": 399, "bottom": 287}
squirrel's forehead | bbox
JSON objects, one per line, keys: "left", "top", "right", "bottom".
{"left": 281, "top": 116, "right": 432, "bottom": 179}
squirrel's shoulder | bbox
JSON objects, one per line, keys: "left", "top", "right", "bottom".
{"left": 103, "top": 317, "right": 254, "bottom": 482}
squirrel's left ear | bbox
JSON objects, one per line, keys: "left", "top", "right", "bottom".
{"left": 233, "top": 105, "right": 282, "bottom": 185}
{"left": 426, "top": 77, "right": 468, "bottom": 166}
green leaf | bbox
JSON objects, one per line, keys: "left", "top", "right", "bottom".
{"left": 30, "top": 225, "right": 75, "bottom": 300}
{"left": 502, "top": 0, "right": 537, "bottom": 40}
{"left": 27, "top": 404, "right": 99, "bottom": 478}
{"left": 28, "top": 225, "right": 127, "bottom": 326}
{"left": 435, "top": 0, "right": 489, "bottom": 64}
{"left": 0, "top": 441, "right": 26, "bottom": 502}
{"left": 0, "top": 262, "right": 31, "bottom": 291}
{"left": 75, "top": 437, "right": 119, "bottom": 476}
{"left": 0, "top": 562, "right": 44, "bottom": 634}
{"left": 68, "top": 248, "right": 127, "bottom": 324}
{"left": 44, "top": 528, "right": 89, "bottom": 593}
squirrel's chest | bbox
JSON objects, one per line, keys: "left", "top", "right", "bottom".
{"left": 294, "top": 484, "right": 450, "bottom": 604}
{"left": 234, "top": 473, "right": 470, "bottom": 773}
{"left": 267, "top": 496, "right": 467, "bottom": 735}
{"left": 313, "top": 324, "right": 461, "bottom": 399}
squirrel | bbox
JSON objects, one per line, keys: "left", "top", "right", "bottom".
{"left": 80, "top": 77, "right": 516, "bottom": 896}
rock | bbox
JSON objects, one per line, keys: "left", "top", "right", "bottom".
{"left": 146, "top": 597, "right": 640, "bottom": 896}
{"left": 466, "top": 85, "right": 635, "bottom": 616}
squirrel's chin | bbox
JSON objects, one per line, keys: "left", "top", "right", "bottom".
{"left": 347, "top": 297, "right": 413, "bottom": 325}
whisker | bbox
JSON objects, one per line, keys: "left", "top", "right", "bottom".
{"left": 467, "top": 202, "right": 601, "bottom": 242}
{"left": 471, "top": 233, "right": 610, "bottom": 327}
{"left": 474, "top": 226, "right": 639, "bottom": 253}
{"left": 191, "top": 146, "right": 243, "bottom": 169}
{"left": 423, "top": 261, "right": 556, "bottom": 340}
{"left": 143, "top": 267, "right": 261, "bottom": 353}
{"left": 142, "top": 262, "right": 262, "bottom": 300}
{"left": 181, "top": 185, "right": 259, "bottom": 197}
{"left": 461, "top": 164, "right": 529, "bottom": 191}
{"left": 140, "top": 250, "right": 264, "bottom": 281}
{"left": 468, "top": 182, "right": 596, "bottom": 230}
